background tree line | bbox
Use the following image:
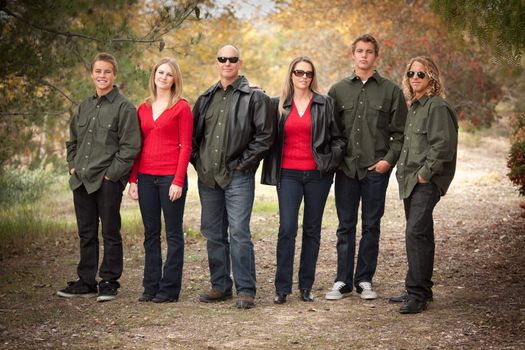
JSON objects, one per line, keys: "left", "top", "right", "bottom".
{"left": 0, "top": 0, "right": 523, "bottom": 192}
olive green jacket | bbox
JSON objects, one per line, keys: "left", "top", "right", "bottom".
{"left": 396, "top": 95, "right": 459, "bottom": 199}
{"left": 66, "top": 86, "right": 141, "bottom": 194}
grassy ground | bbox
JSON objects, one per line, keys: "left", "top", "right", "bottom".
{"left": 0, "top": 128, "right": 524, "bottom": 349}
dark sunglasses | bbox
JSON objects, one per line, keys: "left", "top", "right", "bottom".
{"left": 292, "top": 70, "right": 314, "bottom": 79}
{"left": 407, "top": 71, "right": 426, "bottom": 79}
{"left": 217, "top": 56, "right": 239, "bottom": 64}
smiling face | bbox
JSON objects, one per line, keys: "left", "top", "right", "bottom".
{"left": 154, "top": 63, "right": 175, "bottom": 92}
{"left": 408, "top": 61, "right": 430, "bottom": 99}
{"left": 352, "top": 40, "right": 377, "bottom": 74}
{"left": 91, "top": 60, "right": 115, "bottom": 96}
{"left": 291, "top": 61, "right": 313, "bottom": 92}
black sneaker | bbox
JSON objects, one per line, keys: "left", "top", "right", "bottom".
{"left": 57, "top": 280, "right": 97, "bottom": 298}
{"left": 97, "top": 281, "right": 118, "bottom": 302}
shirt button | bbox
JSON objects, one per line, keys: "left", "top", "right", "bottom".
{"left": 358, "top": 115, "right": 361, "bottom": 118}
{"left": 223, "top": 97, "right": 226, "bottom": 100}
{"left": 342, "top": 105, "right": 345, "bottom": 108}
{"left": 409, "top": 124, "right": 412, "bottom": 126}
{"left": 87, "top": 142, "right": 91, "bottom": 145}
{"left": 218, "top": 122, "right": 222, "bottom": 126}
{"left": 96, "top": 105, "right": 100, "bottom": 108}
{"left": 89, "top": 129, "right": 92, "bottom": 132}
{"left": 404, "top": 150, "right": 407, "bottom": 152}
{"left": 413, "top": 111, "right": 416, "bottom": 114}
{"left": 220, "top": 110, "right": 224, "bottom": 113}
{"left": 406, "top": 137, "right": 409, "bottom": 140}
{"left": 107, "top": 124, "right": 111, "bottom": 127}
{"left": 214, "top": 162, "right": 218, "bottom": 166}
{"left": 379, "top": 105, "right": 382, "bottom": 108}
{"left": 216, "top": 135, "right": 219, "bottom": 138}
{"left": 92, "top": 117, "right": 95, "bottom": 120}
{"left": 85, "top": 155, "right": 88, "bottom": 158}
{"left": 357, "top": 129, "right": 360, "bottom": 132}
{"left": 82, "top": 168, "right": 85, "bottom": 170}
{"left": 360, "top": 101, "right": 363, "bottom": 104}
{"left": 356, "top": 142, "right": 359, "bottom": 145}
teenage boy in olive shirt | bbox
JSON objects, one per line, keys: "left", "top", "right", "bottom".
{"left": 325, "top": 34, "right": 408, "bottom": 301}
{"left": 58, "top": 52, "right": 141, "bottom": 302}
{"left": 390, "top": 56, "right": 458, "bottom": 314}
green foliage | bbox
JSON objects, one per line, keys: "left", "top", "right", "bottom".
{"left": 0, "top": 0, "right": 202, "bottom": 169}
{"left": 507, "top": 113, "right": 525, "bottom": 196}
{"left": 0, "top": 169, "right": 53, "bottom": 206}
{"left": 432, "top": 0, "right": 525, "bottom": 67}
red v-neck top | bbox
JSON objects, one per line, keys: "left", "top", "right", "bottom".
{"left": 281, "top": 99, "right": 316, "bottom": 170}
{"left": 129, "top": 98, "right": 193, "bottom": 186}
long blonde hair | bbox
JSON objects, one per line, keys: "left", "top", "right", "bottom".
{"left": 146, "top": 57, "right": 183, "bottom": 107}
{"left": 402, "top": 56, "right": 445, "bottom": 105}
{"left": 278, "top": 56, "right": 319, "bottom": 115}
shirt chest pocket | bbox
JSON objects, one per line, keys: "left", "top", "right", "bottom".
{"left": 338, "top": 101, "right": 355, "bottom": 131}
{"left": 411, "top": 120, "right": 428, "bottom": 154}
{"left": 369, "top": 99, "right": 390, "bottom": 128}
{"left": 97, "top": 115, "right": 119, "bottom": 148}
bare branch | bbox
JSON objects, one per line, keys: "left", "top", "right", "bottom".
{"left": 38, "top": 79, "right": 78, "bottom": 105}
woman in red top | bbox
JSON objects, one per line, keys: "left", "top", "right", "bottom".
{"left": 262, "top": 57, "right": 345, "bottom": 304}
{"left": 128, "top": 57, "right": 193, "bottom": 303}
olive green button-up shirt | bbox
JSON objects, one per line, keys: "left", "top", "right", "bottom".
{"left": 396, "top": 95, "right": 458, "bottom": 199}
{"left": 328, "top": 71, "right": 407, "bottom": 180}
{"left": 66, "top": 86, "right": 141, "bottom": 194}
{"left": 197, "top": 77, "right": 241, "bottom": 188}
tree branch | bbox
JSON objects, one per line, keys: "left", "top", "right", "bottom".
{"left": 1, "top": 5, "right": 165, "bottom": 46}
{"left": 38, "top": 79, "right": 78, "bottom": 105}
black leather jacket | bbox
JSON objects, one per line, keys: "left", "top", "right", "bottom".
{"left": 191, "top": 76, "right": 274, "bottom": 173}
{"left": 261, "top": 93, "right": 346, "bottom": 186}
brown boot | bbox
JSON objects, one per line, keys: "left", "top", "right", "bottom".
{"left": 199, "top": 288, "right": 232, "bottom": 303}
{"left": 236, "top": 292, "right": 255, "bottom": 309}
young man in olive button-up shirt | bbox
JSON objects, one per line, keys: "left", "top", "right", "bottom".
{"left": 325, "top": 34, "right": 408, "bottom": 301}
{"left": 389, "top": 56, "right": 458, "bottom": 314}
{"left": 58, "top": 53, "right": 141, "bottom": 302}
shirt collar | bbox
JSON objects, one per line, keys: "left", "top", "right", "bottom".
{"left": 413, "top": 95, "right": 430, "bottom": 107}
{"left": 93, "top": 86, "right": 119, "bottom": 102}
{"left": 349, "top": 70, "right": 383, "bottom": 83}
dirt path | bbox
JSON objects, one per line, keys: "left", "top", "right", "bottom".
{"left": 1, "top": 132, "right": 524, "bottom": 349}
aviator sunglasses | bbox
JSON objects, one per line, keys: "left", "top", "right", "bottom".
{"left": 406, "top": 71, "right": 427, "bottom": 79}
{"left": 217, "top": 56, "right": 239, "bottom": 64}
{"left": 292, "top": 70, "right": 314, "bottom": 79}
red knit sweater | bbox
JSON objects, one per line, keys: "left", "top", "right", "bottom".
{"left": 129, "top": 98, "right": 193, "bottom": 187}
{"left": 281, "top": 100, "right": 316, "bottom": 170}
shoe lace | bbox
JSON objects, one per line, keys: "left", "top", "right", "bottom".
{"left": 359, "top": 282, "right": 372, "bottom": 291}
{"left": 332, "top": 281, "right": 346, "bottom": 291}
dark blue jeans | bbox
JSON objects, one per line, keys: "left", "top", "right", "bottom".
{"left": 334, "top": 169, "right": 391, "bottom": 290}
{"left": 275, "top": 169, "right": 333, "bottom": 294}
{"left": 198, "top": 171, "right": 256, "bottom": 296}
{"left": 404, "top": 183, "right": 441, "bottom": 302}
{"left": 73, "top": 179, "right": 124, "bottom": 289}
{"left": 138, "top": 174, "right": 187, "bottom": 299}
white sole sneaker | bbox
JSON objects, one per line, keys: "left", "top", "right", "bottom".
{"left": 359, "top": 291, "right": 378, "bottom": 300}
{"left": 57, "top": 291, "right": 97, "bottom": 298}
{"left": 325, "top": 291, "right": 351, "bottom": 300}
{"left": 96, "top": 295, "right": 116, "bottom": 302}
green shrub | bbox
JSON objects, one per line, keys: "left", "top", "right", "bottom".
{"left": 507, "top": 113, "right": 525, "bottom": 196}
{"left": 0, "top": 169, "right": 53, "bottom": 207}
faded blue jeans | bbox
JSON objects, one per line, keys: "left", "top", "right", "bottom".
{"left": 198, "top": 171, "right": 256, "bottom": 296}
